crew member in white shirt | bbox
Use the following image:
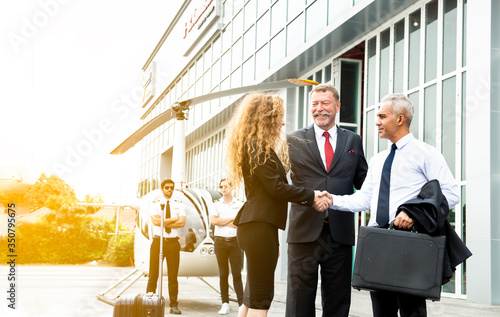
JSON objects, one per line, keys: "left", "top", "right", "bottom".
{"left": 210, "top": 179, "right": 244, "bottom": 315}
{"left": 329, "top": 93, "right": 459, "bottom": 317}
{"left": 146, "top": 179, "right": 186, "bottom": 315}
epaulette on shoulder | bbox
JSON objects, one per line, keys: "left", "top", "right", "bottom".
{"left": 174, "top": 200, "right": 183, "bottom": 203}
{"left": 214, "top": 199, "right": 219, "bottom": 203}
{"left": 153, "top": 200, "right": 161, "bottom": 203}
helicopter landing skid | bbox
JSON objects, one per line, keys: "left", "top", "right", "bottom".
{"left": 197, "top": 276, "right": 238, "bottom": 303}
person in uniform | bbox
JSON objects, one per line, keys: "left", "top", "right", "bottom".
{"left": 210, "top": 178, "right": 244, "bottom": 314}
{"left": 146, "top": 179, "right": 186, "bottom": 315}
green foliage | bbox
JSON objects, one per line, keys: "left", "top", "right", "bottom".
{"left": 104, "top": 233, "right": 135, "bottom": 267}
{"left": 25, "top": 173, "right": 77, "bottom": 211}
{"left": 14, "top": 205, "right": 116, "bottom": 264}
{"left": 81, "top": 194, "right": 104, "bottom": 214}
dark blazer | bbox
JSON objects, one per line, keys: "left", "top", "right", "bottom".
{"left": 398, "top": 179, "right": 472, "bottom": 283}
{"left": 287, "top": 125, "right": 368, "bottom": 245}
{"left": 234, "top": 148, "right": 315, "bottom": 230}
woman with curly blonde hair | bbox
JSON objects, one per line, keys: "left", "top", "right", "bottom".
{"left": 225, "top": 92, "right": 329, "bottom": 317}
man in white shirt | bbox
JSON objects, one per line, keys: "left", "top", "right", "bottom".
{"left": 146, "top": 179, "right": 186, "bottom": 315}
{"left": 330, "top": 93, "right": 460, "bottom": 317}
{"left": 210, "top": 179, "right": 244, "bottom": 315}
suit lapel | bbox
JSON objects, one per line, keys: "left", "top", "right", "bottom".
{"left": 304, "top": 126, "right": 325, "bottom": 170}
{"left": 331, "top": 127, "right": 347, "bottom": 171}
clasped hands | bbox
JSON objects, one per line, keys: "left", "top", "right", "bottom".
{"left": 313, "top": 190, "right": 332, "bottom": 212}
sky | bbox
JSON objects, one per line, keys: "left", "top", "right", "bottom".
{"left": 0, "top": 0, "right": 180, "bottom": 204}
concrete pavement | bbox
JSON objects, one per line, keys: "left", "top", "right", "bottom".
{"left": 0, "top": 266, "right": 498, "bottom": 316}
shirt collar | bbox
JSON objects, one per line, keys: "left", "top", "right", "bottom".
{"left": 394, "top": 132, "right": 414, "bottom": 150}
{"left": 313, "top": 123, "right": 337, "bottom": 139}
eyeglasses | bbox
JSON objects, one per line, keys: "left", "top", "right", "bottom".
{"left": 163, "top": 186, "right": 174, "bottom": 190}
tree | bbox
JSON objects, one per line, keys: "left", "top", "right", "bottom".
{"left": 81, "top": 194, "right": 104, "bottom": 214}
{"left": 24, "top": 173, "right": 77, "bottom": 211}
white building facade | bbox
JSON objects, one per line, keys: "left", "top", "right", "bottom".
{"left": 135, "top": 0, "right": 499, "bottom": 304}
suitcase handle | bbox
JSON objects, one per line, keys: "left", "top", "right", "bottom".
{"left": 388, "top": 220, "right": 417, "bottom": 233}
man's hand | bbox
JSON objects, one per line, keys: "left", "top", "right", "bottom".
{"left": 393, "top": 211, "right": 414, "bottom": 229}
{"left": 313, "top": 190, "right": 332, "bottom": 212}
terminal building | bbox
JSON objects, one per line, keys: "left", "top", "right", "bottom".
{"left": 132, "top": 0, "right": 499, "bottom": 304}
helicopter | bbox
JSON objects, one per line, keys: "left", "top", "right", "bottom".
{"left": 96, "top": 78, "right": 319, "bottom": 306}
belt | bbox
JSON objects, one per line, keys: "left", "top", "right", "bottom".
{"left": 216, "top": 236, "right": 237, "bottom": 242}
{"left": 324, "top": 217, "right": 329, "bottom": 224}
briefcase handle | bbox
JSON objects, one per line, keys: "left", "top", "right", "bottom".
{"left": 388, "top": 220, "right": 418, "bottom": 233}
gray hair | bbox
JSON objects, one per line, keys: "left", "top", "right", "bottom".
{"left": 380, "top": 93, "right": 414, "bottom": 127}
{"left": 310, "top": 83, "right": 340, "bottom": 102}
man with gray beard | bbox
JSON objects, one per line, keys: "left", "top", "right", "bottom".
{"left": 286, "top": 84, "right": 368, "bottom": 317}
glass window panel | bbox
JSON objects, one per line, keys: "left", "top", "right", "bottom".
{"left": 223, "top": 0, "right": 232, "bottom": 24}
{"left": 245, "top": 0, "right": 256, "bottom": 29}
{"left": 288, "top": 0, "right": 304, "bottom": 22}
{"left": 232, "top": 38, "right": 243, "bottom": 67}
{"left": 204, "top": 47, "right": 212, "bottom": 72}
{"left": 243, "top": 26, "right": 256, "bottom": 61}
{"left": 222, "top": 24, "right": 232, "bottom": 52}
{"left": 234, "top": 0, "right": 244, "bottom": 13}
{"left": 204, "top": 69, "right": 212, "bottom": 95}
{"left": 286, "top": 13, "right": 305, "bottom": 55}
{"left": 367, "top": 37, "right": 377, "bottom": 107}
{"left": 461, "top": 71, "right": 466, "bottom": 180}
{"left": 315, "top": 70, "right": 322, "bottom": 84}
{"left": 324, "top": 64, "right": 332, "bottom": 83}
{"left": 231, "top": 67, "right": 242, "bottom": 88}
{"left": 213, "top": 35, "right": 222, "bottom": 63}
{"left": 462, "top": 0, "right": 467, "bottom": 67}
{"left": 221, "top": 50, "right": 231, "bottom": 79}
{"left": 425, "top": 0, "right": 438, "bottom": 82}
{"left": 256, "top": 11, "right": 270, "bottom": 49}
{"left": 409, "top": 9, "right": 421, "bottom": 89}
{"left": 270, "top": 31, "right": 285, "bottom": 67}
{"left": 328, "top": 0, "right": 352, "bottom": 25}
{"left": 189, "top": 65, "right": 195, "bottom": 87}
{"left": 365, "top": 110, "right": 375, "bottom": 162}
{"left": 233, "top": 10, "right": 244, "bottom": 40}
{"left": 257, "top": 0, "right": 269, "bottom": 17}
{"left": 212, "top": 59, "right": 221, "bottom": 90}
{"left": 297, "top": 86, "right": 305, "bottom": 128}
{"left": 255, "top": 43, "right": 269, "bottom": 77}
{"left": 271, "top": 0, "right": 286, "bottom": 36}
{"left": 196, "top": 57, "right": 203, "bottom": 83}
{"left": 393, "top": 19, "right": 405, "bottom": 93}
{"left": 242, "top": 56, "right": 255, "bottom": 85}
{"left": 408, "top": 91, "right": 420, "bottom": 137}
{"left": 379, "top": 28, "right": 390, "bottom": 100}
{"left": 461, "top": 184, "right": 467, "bottom": 294}
{"left": 424, "top": 84, "right": 437, "bottom": 147}
{"left": 443, "top": 0, "right": 458, "bottom": 75}
{"left": 306, "top": 0, "right": 327, "bottom": 41}
{"left": 340, "top": 61, "right": 359, "bottom": 124}
{"left": 442, "top": 76, "right": 457, "bottom": 176}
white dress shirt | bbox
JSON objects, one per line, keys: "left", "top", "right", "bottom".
{"left": 151, "top": 197, "right": 186, "bottom": 238}
{"left": 210, "top": 198, "right": 244, "bottom": 237}
{"left": 313, "top": 123, "right": 338, "bottom": 170}
{"left": 331, "top": 133, "right": 460, "bottom": 227}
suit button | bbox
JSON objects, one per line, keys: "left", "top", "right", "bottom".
{"left": 327, "top": 176, "right": 331, "bottom": 179}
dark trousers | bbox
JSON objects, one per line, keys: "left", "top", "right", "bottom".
{"left": 214, "top": 236, "right": 244, "bottom": 306}
{"left": 146, "top": 236, "right": 180, "bottom": 308}
{"left": 286, "top": 222, "right": 352, "bottom": 317}
{"left": 370, "top": 291, "right": 427, "bottom": 317}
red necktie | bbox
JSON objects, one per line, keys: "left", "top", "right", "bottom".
{"left": 323, "top": 131, "right": 334, "bottom": 171}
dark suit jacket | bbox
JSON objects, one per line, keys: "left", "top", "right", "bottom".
{"left": 287, "top": 125, "right": 368, "bottom": 245}
{"left": 234, "top": 148, "right": 315, "bottom": 230}
{"left": 398, "top": 179, "right": 472, "bottom": 283}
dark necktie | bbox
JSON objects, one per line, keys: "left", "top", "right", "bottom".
{"left": 376, "top": 143, "right": 397, "bottom": 227}
{"left": 162, "top": 201, "right": 171, "bottom": 234}
{"left": 323, "top": 131, "right": 334, "bottom": 171}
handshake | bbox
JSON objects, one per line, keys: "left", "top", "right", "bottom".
{"left": 313, "top": 190, "right": 332, "bottom": 212}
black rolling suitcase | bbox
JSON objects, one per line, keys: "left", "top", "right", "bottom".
{"left": 113, "top": 204, "right": 167, "bottom": 316}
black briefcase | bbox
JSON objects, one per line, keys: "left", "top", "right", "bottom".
{"left": 352, "top": 225, "right": 446, "bottom": 300}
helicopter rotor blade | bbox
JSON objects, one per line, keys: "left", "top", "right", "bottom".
{"left": 110, "top": 78, "right": 318, "bottom": 154}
